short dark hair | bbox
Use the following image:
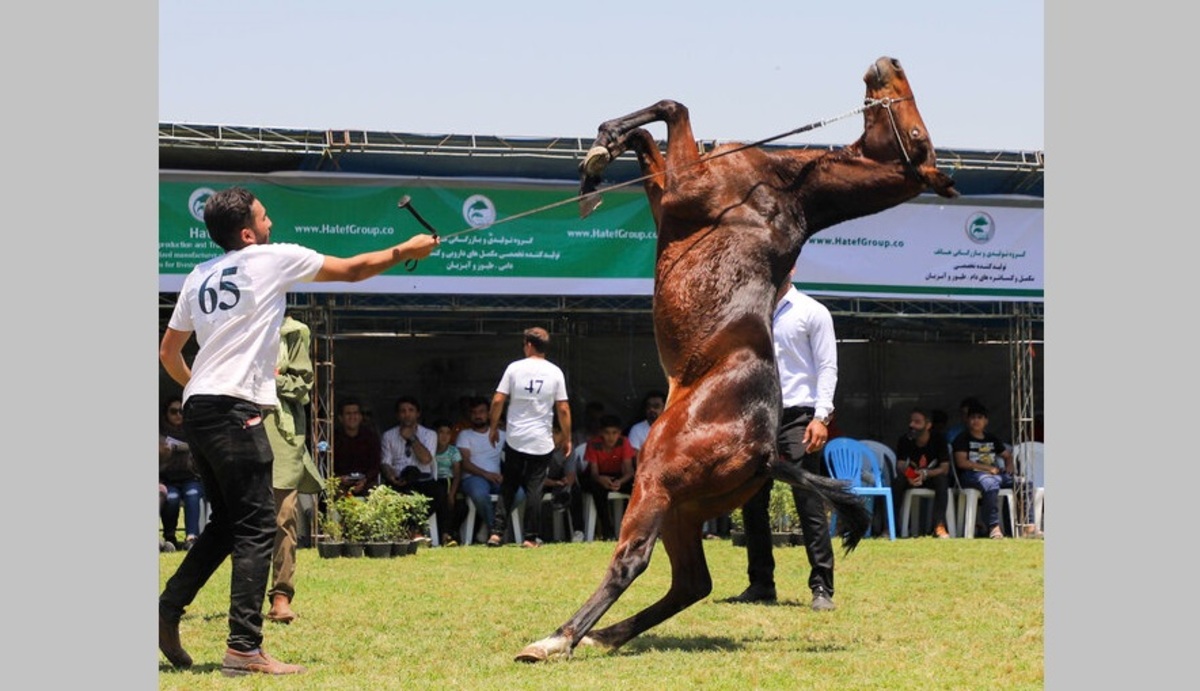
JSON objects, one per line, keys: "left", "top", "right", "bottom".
{"left": 394, "top": 395, "right": 421, "bottom": 413}
{"left": 337, "top": 396, "right": 363, "bottom": 416}
{"left": 958, "top": 396, "right": 984, "bottom": 411}
{"left": 966, "top": 402, "right": 989, "bottom": 418}
{"left": 162, "top": 396, "right": 182, "bottom": 417}
{"left": 468, "top": 396, "right": 490, "bottom": 411}
{"left": 599, "top": 414, "right": 623, "bottom": 430}
{"left": 524, "top": 327, "right": 550, "bottom": 354}
{"left": 910, "top": 407, "right": 932, "bottom": 423}
{"left": 643, "top": 390, "right": 667, "bottom": 407}
{"left": 202, "top": 186, "right": 258, "bottom": 251}
{"left": 431, "top": 418, "right": 453, "bottom": 431}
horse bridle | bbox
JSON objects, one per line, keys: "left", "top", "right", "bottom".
{"left": 873, "top": 95, "right": 919, "bottom": 174}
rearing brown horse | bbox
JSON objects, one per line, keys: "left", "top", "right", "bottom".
{"left": 516, "top": 56, "right": 958, "bottom": 663}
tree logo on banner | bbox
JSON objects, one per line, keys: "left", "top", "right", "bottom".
{"left": 965, "top": 211, "right": 995, "bottom": 244}
{"left": 188, "top": 187, "right": 216, "bottom": 223}
{"left": 462, "top": 194, "right": 497, "bottom": 229}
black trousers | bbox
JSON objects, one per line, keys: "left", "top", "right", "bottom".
{"left": 741, "top": 406, "right": 836, "bottom": 595}
{"left": 405, "top": 478, "right": 452, "bottom": 540}
{"left": 492, "top": 444, "right": 552, "bottom": 542}
{"left": 160, "top": 395, "right": 277, "bottom": 652}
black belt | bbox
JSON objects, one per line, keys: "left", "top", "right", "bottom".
{"left": 781, "top": 406, "right": 815, "bottom": 424}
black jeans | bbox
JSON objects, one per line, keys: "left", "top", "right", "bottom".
{"left": 492, "top": 444, "right": 551, "bottom": 542}
{"left": 741, "top": 406, "right": 836, "bottom": 595}
{"left": 399, "top": 477, "right": 451, "bottom": 540}
{"left": 159, "top": 395, "right": 276, "bottom": 652}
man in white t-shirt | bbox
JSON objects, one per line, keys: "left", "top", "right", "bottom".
{"left": 456, "top": 397, "right": 512, "bottom": 537}
{"left": 486, "top": 327, "right": 572, "bottom": 548}
{"left": 626, "top": 390, "right": 666, "bottom": 461}
{"left": 157, "top": 186, "right": 437, "bottom": 676}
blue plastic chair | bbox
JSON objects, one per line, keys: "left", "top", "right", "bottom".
{"left": 824, "top": 437, "right": 896, "bottom": 541}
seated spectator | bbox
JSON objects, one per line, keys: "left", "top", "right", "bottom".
{"left": 159, "top": 396, "right": 204, "bottom": 550}
{"left": 890, "top": 407, "right": 952, "bottom": 538}
{"left": 543, "top": 421, "right": 585, "bottom": 542}
{"left": 952, "top": 402, "right": 1032, "bottom": 538}
{"left": 944, "top": 396, "right": 983, "bottom": 447}
{"left": 380, "top": 396, "right": 451, "bottom": 544}
{"left": 159, "top": 483, "right": 176, "bottom": 553}
{"left": 583, "top": 414, "right": 636, "bottom": 540}
{"left": 456, "top": 397, "right": 524, "bottom": 539}
{"left": 626, "top": 390, "right": 666, "bottom": 463}
{"left": 572, "top": 400, "right": 607, "bottom": 453}
{"left": 333, "top": 397, "right": 381, "bottom": 498}
{"left": 431, "top": 418, "right": 464, "bottom": 546}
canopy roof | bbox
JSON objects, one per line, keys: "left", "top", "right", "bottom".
{"left": 159, "top": 123, "right": 1043, "bottom": 198}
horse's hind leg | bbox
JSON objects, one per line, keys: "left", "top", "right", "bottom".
{"left": 581, "top": 509, "right": 712, "bottom": 652}
{"left": 514, "top": 495, "right": 663, "bottom": 663}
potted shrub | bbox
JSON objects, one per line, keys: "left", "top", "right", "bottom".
{"left": 317, "top": 475, "right": 346, "bottom": 558}
{"left": 317, "top": 511, "right": 345, "bottom": 558}
{"left": 397, "top": 492, "right": 432, "bottom": 554}
{"left": 729, "top": 482, "right": 801, "bottom": 547}
{"left": 336, "top": 494, "right": 370, "bottom": 558}
{"left": 365, "top": 485, "right": 405, "bottom": 558}
{"left": 729, "top": 507, "right": 746, "bottom": 546}
{"left": 767, "top": 481, "right": 801, "bottom": 547}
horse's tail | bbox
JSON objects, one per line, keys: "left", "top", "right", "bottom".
{"left": 768, "top": 460, "right": 871, "bottom": 554}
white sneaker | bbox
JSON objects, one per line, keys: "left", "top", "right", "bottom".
{"left": 572, "top": 530, "right": 585, "bottom": 543}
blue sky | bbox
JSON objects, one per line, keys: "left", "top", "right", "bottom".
{"left": 159, "top": 1, "right": 1043, "bottom": 152}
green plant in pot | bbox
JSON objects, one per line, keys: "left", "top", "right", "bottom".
{"left": 729, "top": 481, "right": 801, "bottom": 547}
{"left": 336, "top": 494, "right": 370, "bottom": 557}
{"left": 397, "top": 492, "right": 432, "bottom": 553}
{"left": 364, "top": 485, "right": 406, "bottom": 557}
{"left": 768, "top": 480, "right": 801, "bottom": 534}
{"left": 317, "top": 475, "right": 346, "bottom": 558}
{"left": 317, "top": 511, "right": 345, "bottom": 558}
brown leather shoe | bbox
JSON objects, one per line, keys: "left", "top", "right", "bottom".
{"left": 221, "top": 647, "right": 306, "bottom": 676}
{"left": 158, "top": 614, "right": 192, "bottom": 669}
{"left": 266, "top": 593, "right": 298, "bottom": 624}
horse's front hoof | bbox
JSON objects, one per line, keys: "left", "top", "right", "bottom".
{"left": 581, "top": 145, "right": 612, "bottom": 177}
{"left": 514, "top": 645, "right": 547, "bottom": 663}
{"left": 515, "top": 636, "right": 572, "bottom": 663}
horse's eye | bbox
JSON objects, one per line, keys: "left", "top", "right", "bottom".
{"left": 910, "top": 128, "right": 922, "bottom": 139}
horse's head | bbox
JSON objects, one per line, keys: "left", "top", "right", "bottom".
{"left": 862, "top": 56, "right": 957, "bottom": 198}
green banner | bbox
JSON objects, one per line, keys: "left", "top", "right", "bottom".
{"left": 160, "top": 174, "right": 1041, "bottom": 301}
{"left": 159, "top": 177, "right": 658, "bottom": 282}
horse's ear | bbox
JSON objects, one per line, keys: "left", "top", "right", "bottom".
{"left": 922, "top": 167, "right": 958, "bottom": 198}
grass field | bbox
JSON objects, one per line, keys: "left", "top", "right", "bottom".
{"left": 158, "top": 536, "right": 1043, "bottom": 690}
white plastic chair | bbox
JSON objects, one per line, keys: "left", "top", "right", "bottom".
{"left": 459, "top": 493, "right": 522, "bottom": 545}
{"left": 859, "top": 440, "right": 897, "bottom": 485}
{"left": 541, "top": 491, "right": 573, "bottom": 543}
{"left": 952, "top": 461, "right": 1016, "bottom": 539}
{"left": 583, "top": 491, "right": 631, "bottom": 541}
{"left": 1013, "top": 441, "right": 1045, "bottom": 534}
{"left": 887, "top": 439, "right": 957, "bottom": 538}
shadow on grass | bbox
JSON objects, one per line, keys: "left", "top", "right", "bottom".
{"left": 158, "top": 661, "right": 221, "bottom": 674}
{"left": 614, "top": 631, "right": 852, "bottom": 657}
{"left": 617, "top": 633, "right": 741, "bottom": 655}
